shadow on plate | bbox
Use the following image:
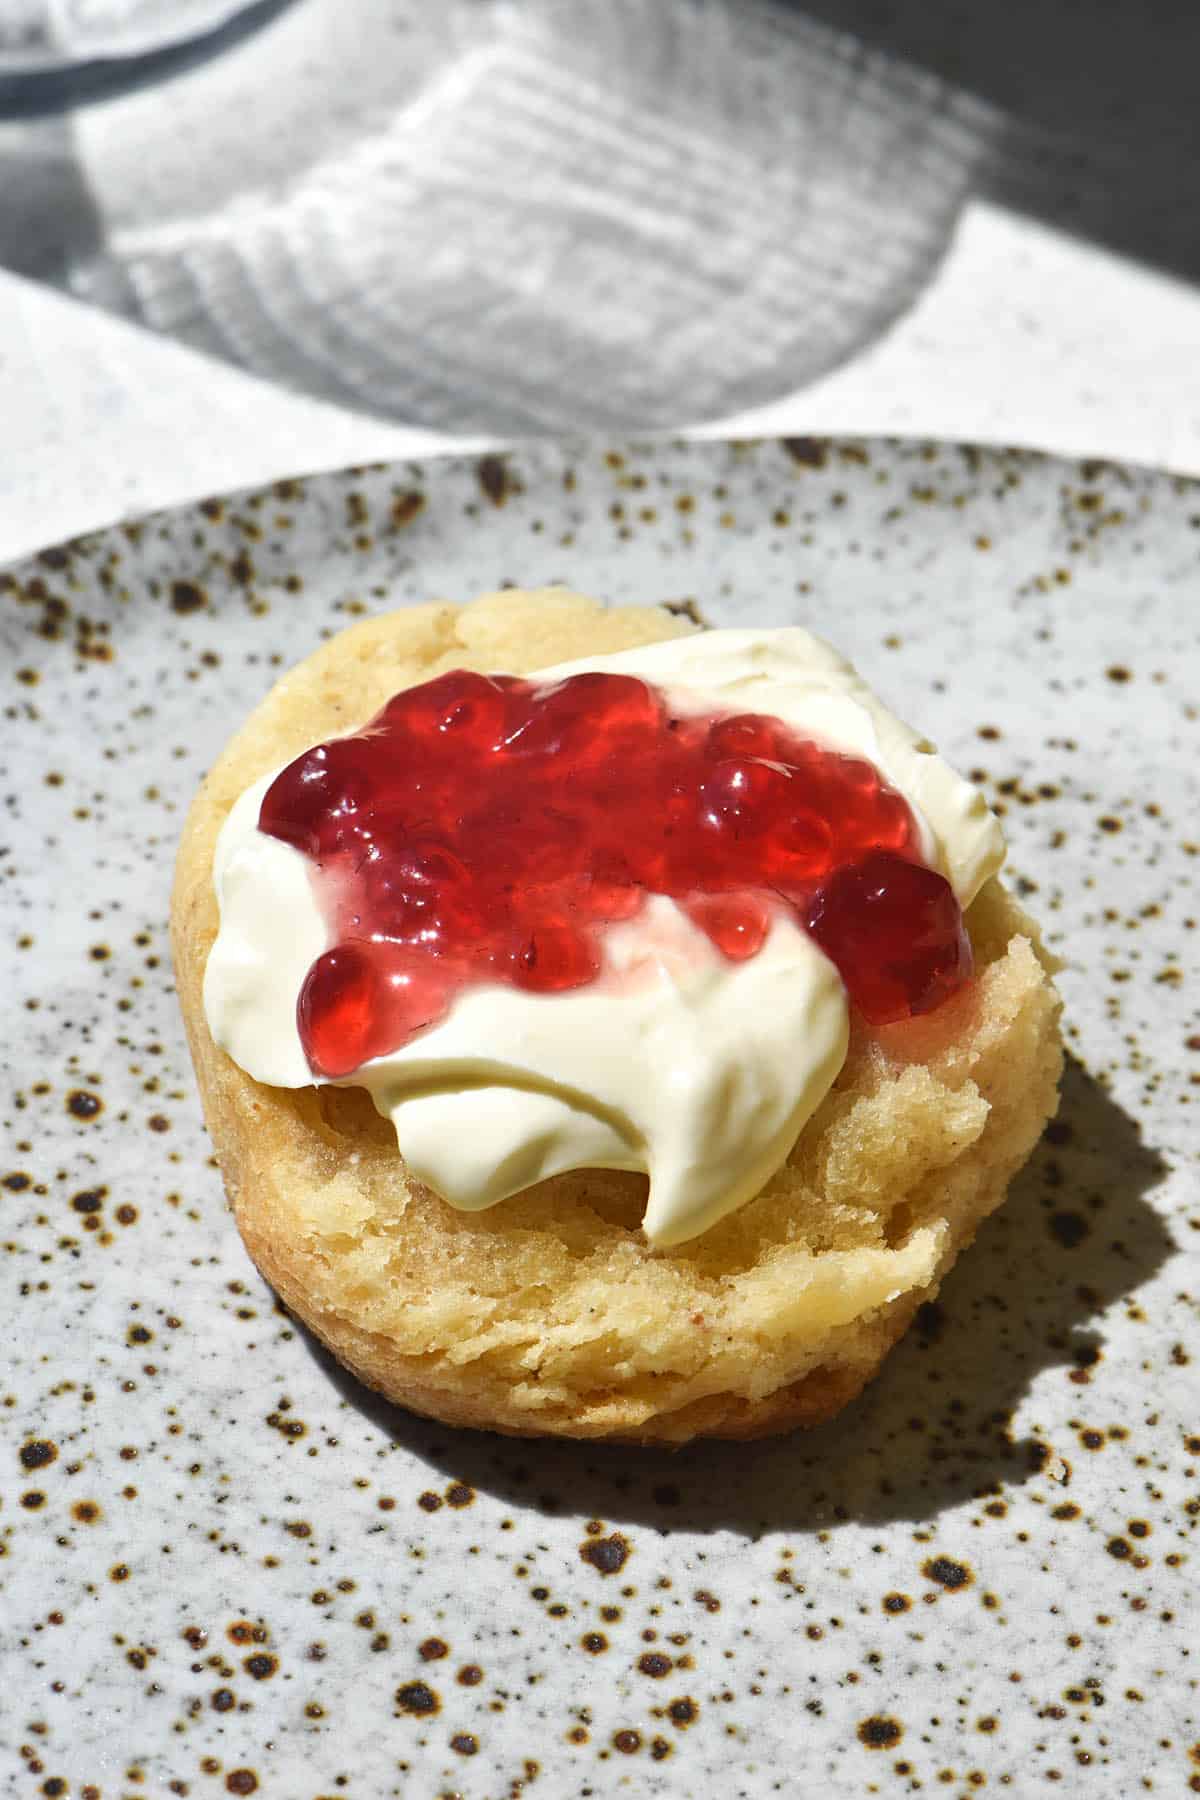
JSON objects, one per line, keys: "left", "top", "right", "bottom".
{"left": 310, "top": 1051, "right": 1174, "bottom": 1536}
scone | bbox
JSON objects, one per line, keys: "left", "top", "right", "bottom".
{"left": 171, "top": 587, "right": 1062, "bottom": 1443}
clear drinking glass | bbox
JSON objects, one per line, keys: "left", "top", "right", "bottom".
{"left": 0, "top": 0, "right": 1001, "bottom": 434}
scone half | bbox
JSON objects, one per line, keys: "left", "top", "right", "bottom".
{"left": 172, "top": 589, "right": 1063, "bottom": 1444}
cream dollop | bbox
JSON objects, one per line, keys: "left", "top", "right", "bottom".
{"left": 203, "top": 627, "right": 1004, "bottom": 1246}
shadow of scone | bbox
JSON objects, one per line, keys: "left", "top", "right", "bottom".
{"left": 172, "top": 589, "right": 1063, "bottom": 1445}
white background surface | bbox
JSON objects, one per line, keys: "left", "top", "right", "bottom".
{"left": 3, "top": 195, "right": 1200, "bottom": 566}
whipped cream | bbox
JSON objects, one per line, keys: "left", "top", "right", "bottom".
{"left": 204, "top": 627, "right": 1004, "bottom": 1246}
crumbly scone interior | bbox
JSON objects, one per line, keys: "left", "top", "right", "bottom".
{"left": 173, "top": 589, "right": 1062, "bottom": 1443}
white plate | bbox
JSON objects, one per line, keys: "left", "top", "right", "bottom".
{"left": 2, "top": 435, "right": 1196, "bottom": 1796}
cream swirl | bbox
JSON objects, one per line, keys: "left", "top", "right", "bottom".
{"left": 203, "top": 628, "right": 1003, "bottom": 1245}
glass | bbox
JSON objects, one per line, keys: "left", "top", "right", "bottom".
{"left": 0, "top": 0, "right": 1001, "bottom": 433}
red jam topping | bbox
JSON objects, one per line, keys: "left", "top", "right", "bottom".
{"left": 259, "top": 669, "right": 972, "bottom": 1078}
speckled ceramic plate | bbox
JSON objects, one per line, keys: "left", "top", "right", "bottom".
{"left": 3, "top": 437, "right": 1197, "bottom": 1800}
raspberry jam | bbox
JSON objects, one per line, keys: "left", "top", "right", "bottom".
{"left": 259, "top": 669, "right": 972, "bottom": 1078}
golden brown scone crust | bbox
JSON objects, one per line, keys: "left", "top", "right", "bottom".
{"left": 172, "top": 588, "right": 1063, "bottom": 1444}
